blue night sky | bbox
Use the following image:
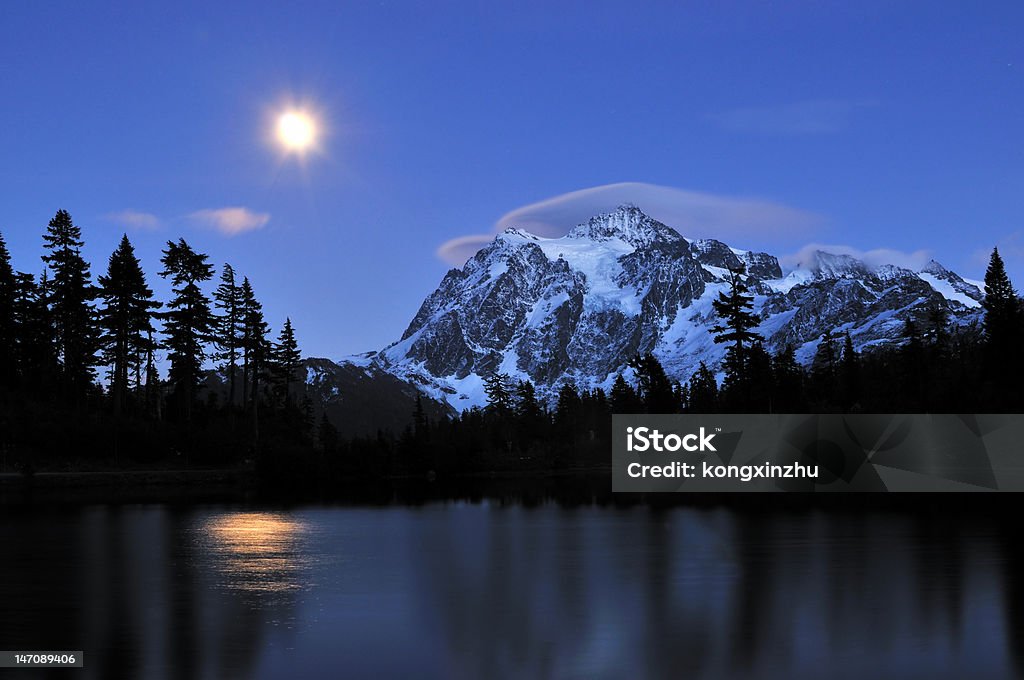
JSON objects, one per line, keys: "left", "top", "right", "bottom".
{"left": 1, "top": 1, "right": 1022, "bottom": 358}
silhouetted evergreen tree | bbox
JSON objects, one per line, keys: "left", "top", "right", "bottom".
{"left": 981, "top": 248, "right": 1023, "bottom": 406}
{"left": 483, "top": 372, "right": 514, "bottom": 414}
{"left": 412, "top": 395, "right": 429, "bottom": 442}
{"left": 687, "top": 362, "right": 719, "bottom": 413}
{"left": 554, "top": 382, "right": 581, "bottom": 441}
{"left": 513, "top": 379, "right": 546, "bottom": 445}
{"left": 14, "top": 272, "right": 57, "bottom": 394}
{"left": 710, "top": 263, "right": 763, "bottom": 406}
{"left": 737, "top": 339, "right": 773, "bottom": 412}
{"left": 41, "top": 209, "right": 99, "bottom": 400}
{"left": 838, "top": 332, "right": 861, "bottom": 411}
{"left": 610, "top": 373, "right": 642, "bottom": 413}
{"left": 271, "top": 317, "right": 302, "bottom": 406}
{"left": 318, "top": 411, "right": 339, "bottom": 454}
{"left": 213, "top": 264, "right": 244, "bottom": 407}
{"left": 627, "top": 353, "right": 677, "bottom": 412}
{"left": 239, "top": 277, "right": 270, "bottom": 409}
{"left": 159, "top": 239, "right": 214, "bottom": 422}
{"left": 0, "top": 233, "right": 16, "bottom": 387}
{"left": 809, "top": 330, "right": 838, "bottom": 408}
{"left": 97, "top": 234, "right": 159, "bottom": 417}
{"left": 899, "top": 319, "right": 926, "bottom": 410}
{"left": 240, "top": 278, "right": 271, "bottom": 446}
{"left": 926, "top": 300, "right": 950, "bottom": 351}
{"left": 771, "top": 345, "right": 805, "bottom": 412}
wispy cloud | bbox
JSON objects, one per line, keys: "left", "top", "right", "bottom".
{"left": 780, "top": 243, "right": 933, "bottom": 273}
{"left": 710, "top": 99, "right": 876, "bottom": 136}
{"left": 436, "top": 234, "right": 496, "bottom": 267}
{"left": 105, "top": 209, "right": 160, "bottom": 231}
{"left": 436, "top": 182, "right": 826, "bottom": 266}
{"left": 189, "top": 207, "right": 270, "bottom": 236}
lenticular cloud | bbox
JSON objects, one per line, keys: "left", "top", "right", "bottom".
{"left": 436, "top": 182, "right": 825, "bottom": 265}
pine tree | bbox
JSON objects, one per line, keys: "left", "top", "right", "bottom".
{"left": 899, "top": 319, "right": 925, "bottom": 409}
{"left": 213, "top": 264, "right": 245, "bottom": 408}
{"left": 810, "top": 330, "right": 838, "bottom": 408}
{"left": 158, "top": 238, "right": 214, "bottom": 421}
{"left": 514, "top": 379, "right": 545, "bottom": 445}
{"left": 239, "top": 277, "right": 271, "bottom": 444}
{"left": 839, "top": 332, "right": 861, "bottom": 411}
{"left": 239, "top": 277, "right": 270, "bottom": 409}
{"left": 0, "top": 233, "right": 16, "bottom": 387}
{"left": 982, "top": 248, "right": 1020, "bottom": 347}
{"left": 412, "top": 395, "right": 429, "bottom": 442}
{"left": 981, "top": 248, "right": 1023, "bottom": 405}
{"left": 627, "top": 353, "right": 676, "bottom": 413}
{"left": 15, "top": 271, "right": 58, "bottom": 394}
{"left": 483, "top": 372, "right": 514, "bottom": 414}
{"left": 97, "top": 234, "right": 159, "bottom": 416}
{"left": 271, "top": 317, "right": 302, "bottom": 406}
{"left": 687, "top": 362, "right": 719, "bottom": 413}
{"left": 610, "top": 373, "right": 642, "bottom": 413}
{"left": 710, "top": 263, "right": 763, "bottom": 402}
{"left": 318, "top": 411, "right": 339, "bottom": 454}
{"left": 514, "top": 379, "right": 543, "bottom": 421}
{"left": 41, "top": 209, "right": 99, "bottom": 399}
{"left": 771, "top": 345, "right": 804, "bottom": 412}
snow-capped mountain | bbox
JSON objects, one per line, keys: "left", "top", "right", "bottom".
{"left": 330, "top": 205, "right": 983, "bottom": 411}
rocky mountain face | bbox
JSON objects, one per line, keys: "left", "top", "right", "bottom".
{"left": 317, "top": 205, "right": 984, "bottom": 415}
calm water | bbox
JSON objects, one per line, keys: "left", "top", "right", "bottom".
{"left": 1, "top": 501, "right": 1022, "bottom": 679}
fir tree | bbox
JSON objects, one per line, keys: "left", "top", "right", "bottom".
{"left": 318, "top": 411, "right": 339, "bottom": 454}
{"left": 41, "top": 209, "right": 99, "bottom": 399}
{"left": 514, "top": 379, "right": 546, "bottom": 445}
{"left": 808, "top": 330, "right": 840, "bottom": 409}
{"left": 981, "top": 248, "right": 1023, "bottom": 405}
{"left": 771, "top": 345, "right": 804, "bottom": 412}
{"left": 213, "top": 264, "right": 244, "bottom": 407}
{"left": 158, "top": 238, "right": 214, "bottom": 421}
{"left": 0, "top": 233, "right": 16, "bottom": 387}
{"left": 239, "top": 277, "right": 270, "bottom": 409}
{"left": 412, "top": 395, "right": 429, "bottom": 442}
{"left": 13, "top": 271, "right": 57, "bottom": 393}
{"left": 687, "top": 362, "right": 719, "bottom": 413}
{"left": 271, "top": 317, "right": 302, "bottom": 406}
{"left": 839, "top": 332, "right": 861, "bottom": 411}
{"left": 982, "top": 247, "right": 1021, "bottom": 348}
{"left": 483, "top": 372, "right": 514, "bottom": 414}
{"left": 239, "top": 277, "right": 271, "bottom": 443}
{"left": 97, "top": 234, "right": 159, "bottom": 416}
{"left": 710, "top": 263, "right": 763, "bottom": 402}
{"left": 627, "top": 353, "right": 677, "bottom": 413}
{"left": 610, "top": 373, "right": 642, "bottom": 413}
{"left": 553, "top": 382, "right": 581, "bottom": 439}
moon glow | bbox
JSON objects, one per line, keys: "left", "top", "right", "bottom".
{"left": 277, "top": 111, "right": 316, "bottom": 151}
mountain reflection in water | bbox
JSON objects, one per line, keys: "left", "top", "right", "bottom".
{"left": 0, "top": 500, "right": 1022, "bottom": 679}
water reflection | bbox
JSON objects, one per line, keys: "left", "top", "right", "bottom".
{"left": 195, "top": 512, "right": 312, "bottom": 595}
{"left": 0, "top": 502, "right": 1022, "bottom": 679}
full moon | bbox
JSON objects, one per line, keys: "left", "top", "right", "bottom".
{"left": 277, "top": 111, "right": 316, "bottom": 151}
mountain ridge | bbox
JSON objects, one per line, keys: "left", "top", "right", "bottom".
{"left": 317, "top": 205, "right": 983, "bottom": 413}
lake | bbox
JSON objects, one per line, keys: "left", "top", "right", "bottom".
{"left": 1, "top": 498, "right": 1022, "bottom": 679}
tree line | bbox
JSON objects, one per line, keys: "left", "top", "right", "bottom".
{"left": 0, "top": 210, "right": 310, "bottom": 473}
{"left": 324, "top": 248, "right": 1023, "bottom": 478}
{"left": 2, "top": 211, "right": 1021, "bottom": 484}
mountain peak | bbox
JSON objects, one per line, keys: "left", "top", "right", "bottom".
{"left": 921, "top": 259, "right": 949, "bottom": 275}
{"left": 803, "top": 250, "right": 871, "bottom": 279}
{"left": 566, "top": 204, "right": 682, "bottom": 248}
